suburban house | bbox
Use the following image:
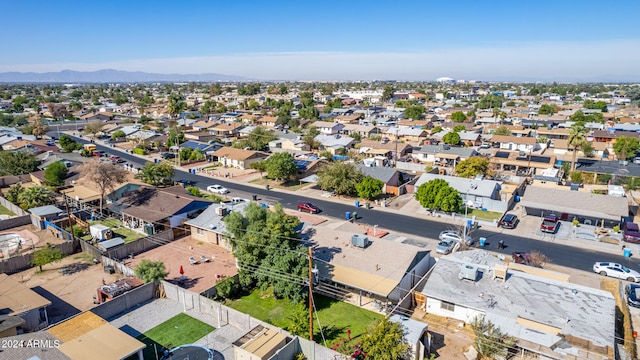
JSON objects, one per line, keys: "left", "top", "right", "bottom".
{"left": 341, "top": 124, "right": 382, "bottom": 138}
{"left": 190, "top": 120, "right": 217, "bottom": 132}
{"left": 219, "top": 113, "right": 240, "bottom": 122}
{"left": 313, "top": 134, "right": 355, "bottom": 154}
{"left": 183, "top": 131, "right": 218, "bottom": 143}
{"left": 211, "top": 146, "right": 269, "bottom": 170}
{"left": 550, "top": 139, "right": 609, "bottom": 160}
{"left": 209, "top": 122, "right": 243, "bottom": 138}
{"left": 310, "top": 121, "right": 344, "bottom": 135}
{"left": 385, "top": 127, "right": 429, "bottom": 143}
{"left": 520, "top": 185, "right": 629, "bottom": 227}
{"left": 398, "top": 119, "right": 431, "bottom": 129}
{"left": 0, "top": 273, "right": 51, "bottom": 333}
{"left": 255, "top": 116, "right": 278, "bottom": 128}
{"left": 80, "top": 112, "right": 114, "bottom": 122}
{"left": 491, "top": 135, "right": 539, "bottom": 152}
{"left": 358, "top": 139, "right": 413, "bottom": 159}
{"left": 334, "top": 113, "right": 363, "bottom": 124}
{"left": 268, "top": 134, "right": 310, "bottom": 153}
{"left": 108, "top": 185, "right": 213, "bottom": 234}
{"left": 357, "top": 164, "right": 407, "bottom": 196}
{"left": 458, "top": 131, "right": 482, "bottom": 146}
{"left": 412, "top": 144, "right": 478, "bottom": 166}
{"left": 418, "top": 250, "right": 614, "bottom": 359}
{"left": 536, "top": 127, "right": 569, "bottom": 140}
{"left": 414, "top": 173, "right": 508, "bottom": 212}
{"left": 186, "top": 200, "right": 250, "bottom": 250}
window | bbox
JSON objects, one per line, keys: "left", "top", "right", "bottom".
{"left": 197, "top": 228, "right": 204, "bottom": 235}
{"left": 441, "top": 301, "right": 455, "bottom": 312}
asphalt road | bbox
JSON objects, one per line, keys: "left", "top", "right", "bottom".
{"left": 62, "top": 133, "right": 640, "bottom": 273}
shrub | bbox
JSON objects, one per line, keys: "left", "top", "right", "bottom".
{"left": 132, "top": 148, "right": 147, "bottom": 155}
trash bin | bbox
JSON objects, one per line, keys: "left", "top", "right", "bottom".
{"left": 365, "top": 202, "right": 371, "bottom": 209}
{"left": 498, "top": 240, "right": 505, "bottom": 249}
{"left": 624, "top": 248, "right": 632, "bottom": 258}
{"left": 265, "top": 184, "right": 270, "bottom": 191}
{"left": 352, "top": 212, "right": 358, "bottom": 220}
{"left": 479, "top": 237, "right": 486, "bottom": 247}
{"left": 252, "top": 194, "right": 257, "bottom": 201}
{"left": 355, "top": 201, "right": 360, "bottom": 208}
{"left": 345, "top": 211, "right": 351, "bottom": 220}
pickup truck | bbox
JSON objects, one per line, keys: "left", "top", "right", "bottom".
{"left": 540, "top": 214, "right": 559, "bottom": 233}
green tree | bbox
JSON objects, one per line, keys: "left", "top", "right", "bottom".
{"left": 356, "top": 176, "right": 384, "bottom": 200}
{"left": 361, "top": 317, "right": 411, "bottom": 360}
{"left": 476, "top": 94, "right": 503, "bottom": 110}
{"left": 250, "top": 160, "right": 268, "bottom": 178}
{"left": 494, "top": 125, "right": 512, "bottom": 136}
{"left": 450, "top": 111, "right": 467, "bottom": 122}
{"left": 234, "top": 126, "right": 277, "bottom": 151}
{"left": 455, "top": 157, "right": 491, "bottom": 178}
{"left": 134, "top": 259, "right": 168, "bottom": 283}
{"left": 0, "top": 150, "right": 40, "bottom": 176}
{"left": 82, "top": 159, "right": 129, "bottom": 214}
{"left": 167, "top": 93, "right": 186, "bottom": 118}
{"left": 538, "top": 104, "right": 557, "bottom": 115}
{"left": 32, "top": 244, "right": 65, "bottom": 272}
{"left": 613, "top": 136, "right": 640, "bottom": 161}
{"left": 568, "top": 125, "right": 586, "bottom": 170}
{"left": 286, "top": 305, "right": 310, "bottom": 338}
{"left": 59, "top": 134, "right": 82, "bottom": 152}
{"left": 404, "top": 105, "right": 425, "bottom": 120}
{"left": 6, "top": 183, "right": 24, "bottom": 204}
{"left": 215, "top": 276, "right": 239, "bottom": 299}
{"left": 471, "top": 315, "right": 516, "bottom": 359}
{"left": 382, "top": 85, "right": 395, "bottom": 102}
{"left": 266, "top": 152, "right": 298, "bottom": 181}
{"left": 582, "top": 141, "right": 595, "bottom": 158}
{"left": 415, "top": 179, "right": 462, "bottom": 212}
{"left": 18, "top": 185, "right": 54, "bottom": 210}
{"left": 452, "top": 125, "right": 465, "bottom": 133}
{"left": 316, "top": 162, "right": 363, "bottom": 196}
{"left": 136, "top": 161, "right": 175, "bottom": 186}
{"left": 111, "top": 130, "right": 126, "bottom": 139}
{"left": 223, "top": 203, "right": 308, "bottom": 302}
{"left": 44, "top": 161, "right": 69, "bottom": 186}
{"left": 442, "top": 131, "right": 461, "bottom": 145}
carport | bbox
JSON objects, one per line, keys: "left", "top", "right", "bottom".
{"left": 520, "top": 186, "right": 629, "bottom": 227}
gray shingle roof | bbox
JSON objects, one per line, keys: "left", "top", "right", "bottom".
{"left": 356, "top": 164, "right": 398, "bottom": 184}
{"left": 417, "top": 144, "right": 477, "bottom": 158}
{"left": 414, "top": 173, "right": 499, "bottom": 198}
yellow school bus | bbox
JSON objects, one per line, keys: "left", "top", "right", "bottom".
{"left": 83, "top": 144, "right": 96, "bottom": 152}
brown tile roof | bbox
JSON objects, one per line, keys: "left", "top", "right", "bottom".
{"left": 117, "top": 186, "right": 211, "bottom": 223}
{"left": 491, "top": 135, "right": 536, "bottom": 145}
{"left": 211, "top": 146, "right": 268, "bottom": 161}
{"left": 359, "top": 139, "right": 412, "bottom": 151}
{"left": 0, "top": 274, "right": 51, "bottom": 315}
{"left": 212, "top": 123, "right": 243, "bottom": 131}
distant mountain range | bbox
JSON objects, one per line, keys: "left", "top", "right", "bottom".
{"left": 0, "top": 69, "right": 251, "bottom": 83}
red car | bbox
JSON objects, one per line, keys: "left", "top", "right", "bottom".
{"left": 297, "top": 202, "right": 320, "bottom": 213}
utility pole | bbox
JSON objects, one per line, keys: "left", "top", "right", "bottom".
{"left": 63, "top": 194, "right": 76, "bottom": 243}
{"left": 394, "top": 128, "right": 399, "bottom": 168}
{"left": 308, "top": 246, "right": 314, "bottom": 341}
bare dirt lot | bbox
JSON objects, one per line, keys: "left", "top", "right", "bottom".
{"left": 11, "top": 253, "right": 121, "bottom": 324}
{"left": 127, "top": 236, "right": 238, "bottom": 294}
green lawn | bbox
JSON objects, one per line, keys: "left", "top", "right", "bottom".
{"left": 87, "top": 219, "right": 147, "bottom": 243}
{"left": 227, "top": 288, "right": 382, "bottom": 343}
{"left": 467, "top": 209, "right": 503, "bottom": 222}
{"left": 248, "top": 177, "right": 313, "bottom": 190}
{"left": 0, "top": 204, "right": 15, "bottom": 216}
{"left": 144, "top": 313, "right": 214, "bottom": 349}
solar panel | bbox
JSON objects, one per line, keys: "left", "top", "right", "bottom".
{"left": 495, "top": 151, "right": 510, "bottom": 158}
{"left": 516, "top": 156, "right": 550, "bottom": 163}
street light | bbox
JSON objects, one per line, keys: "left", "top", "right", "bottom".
{"left": 463, "top": 182, "right": 478, "bottom": 242}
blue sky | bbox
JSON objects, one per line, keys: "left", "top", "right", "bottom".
{"left": 2, "top": 0, "right": 639, "bottom": 81}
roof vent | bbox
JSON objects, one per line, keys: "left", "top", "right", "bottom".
{"left": 458, "top": 264, "right": 479, "bottom": 282}
{"left": 215, "top": 206, "right": 227, "bottom": 216}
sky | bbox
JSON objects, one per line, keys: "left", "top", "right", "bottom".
{"left": 1, "top": 0, "right": 640, "bottom": 81}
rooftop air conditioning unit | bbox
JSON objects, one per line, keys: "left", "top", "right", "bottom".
{"left": 458, "top": 264, "right": 479, "bottom": 282}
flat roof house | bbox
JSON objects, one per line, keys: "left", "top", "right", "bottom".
{"left": 419, "top": 250, "right": 615, "bottom": 359}
{"left": 211, "top": 146, "right": 269, "bottom": 170}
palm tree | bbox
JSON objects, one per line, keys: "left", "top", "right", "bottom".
{"left": 568, "top": 126, "right": 586, "bottom": 171}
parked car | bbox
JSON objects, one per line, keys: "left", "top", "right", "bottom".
{"left": 92, "top": 150, "right": 106, "bottom": 157}
{"left": 435, "top": 239, "right": 457, "bottom": 255}
{"left": 625, "top": 284, "right": 640, "bottom": 307}
{"left": 206, "top": 184, "right": 229, "bottom": 194}
{"left": 178, "top": 179, "right": 195, "bottom": 187}
{"left": 593, "top": 262, "right": 640, "bottom": 282}
{"left": 109, "top": 155, "right": 125, "bottom": 163}
{"left": 540, "top": 214, "right": 559, "bottom": 233}
{"left": 623, "top": 222, "right": 640, "bottom": 243}
{"left": 297, "top": 202, "right": 320, "bottom": 213}
{"left": 439, "top": 230, "right": 473, "bottom": 246}
{"left": 512, "top": 252, "right": 531, "bottom": 265}
{"left": 162, "top": 152, "right": 176, "bottom": 159}
{"left": 499, "top": 214, "right": 518, "bottom": 229}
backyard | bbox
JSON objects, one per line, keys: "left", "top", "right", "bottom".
{"left": 226, "top": 288, "right": 383, "bottom": 345}
{"left": 81, "top": 218, "right": 147, "bottom": 243}
{"left": 0, "top": 204, "right": 16, "bottom": 216}
{"left": 128, "top": 313, "right": 214, "bottom": 360}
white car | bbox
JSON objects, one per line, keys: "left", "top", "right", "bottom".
{"left": 439, "top": 230, "right": 474, "bottom": 246}
{"left": 206, "top": 184, "right": 229, "bottom": 194}
{"left": 593, "top": 262, "right": 640, "bottom": 282}
{"left": 435, "top": 239, "right": 457, "bottom": 255}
